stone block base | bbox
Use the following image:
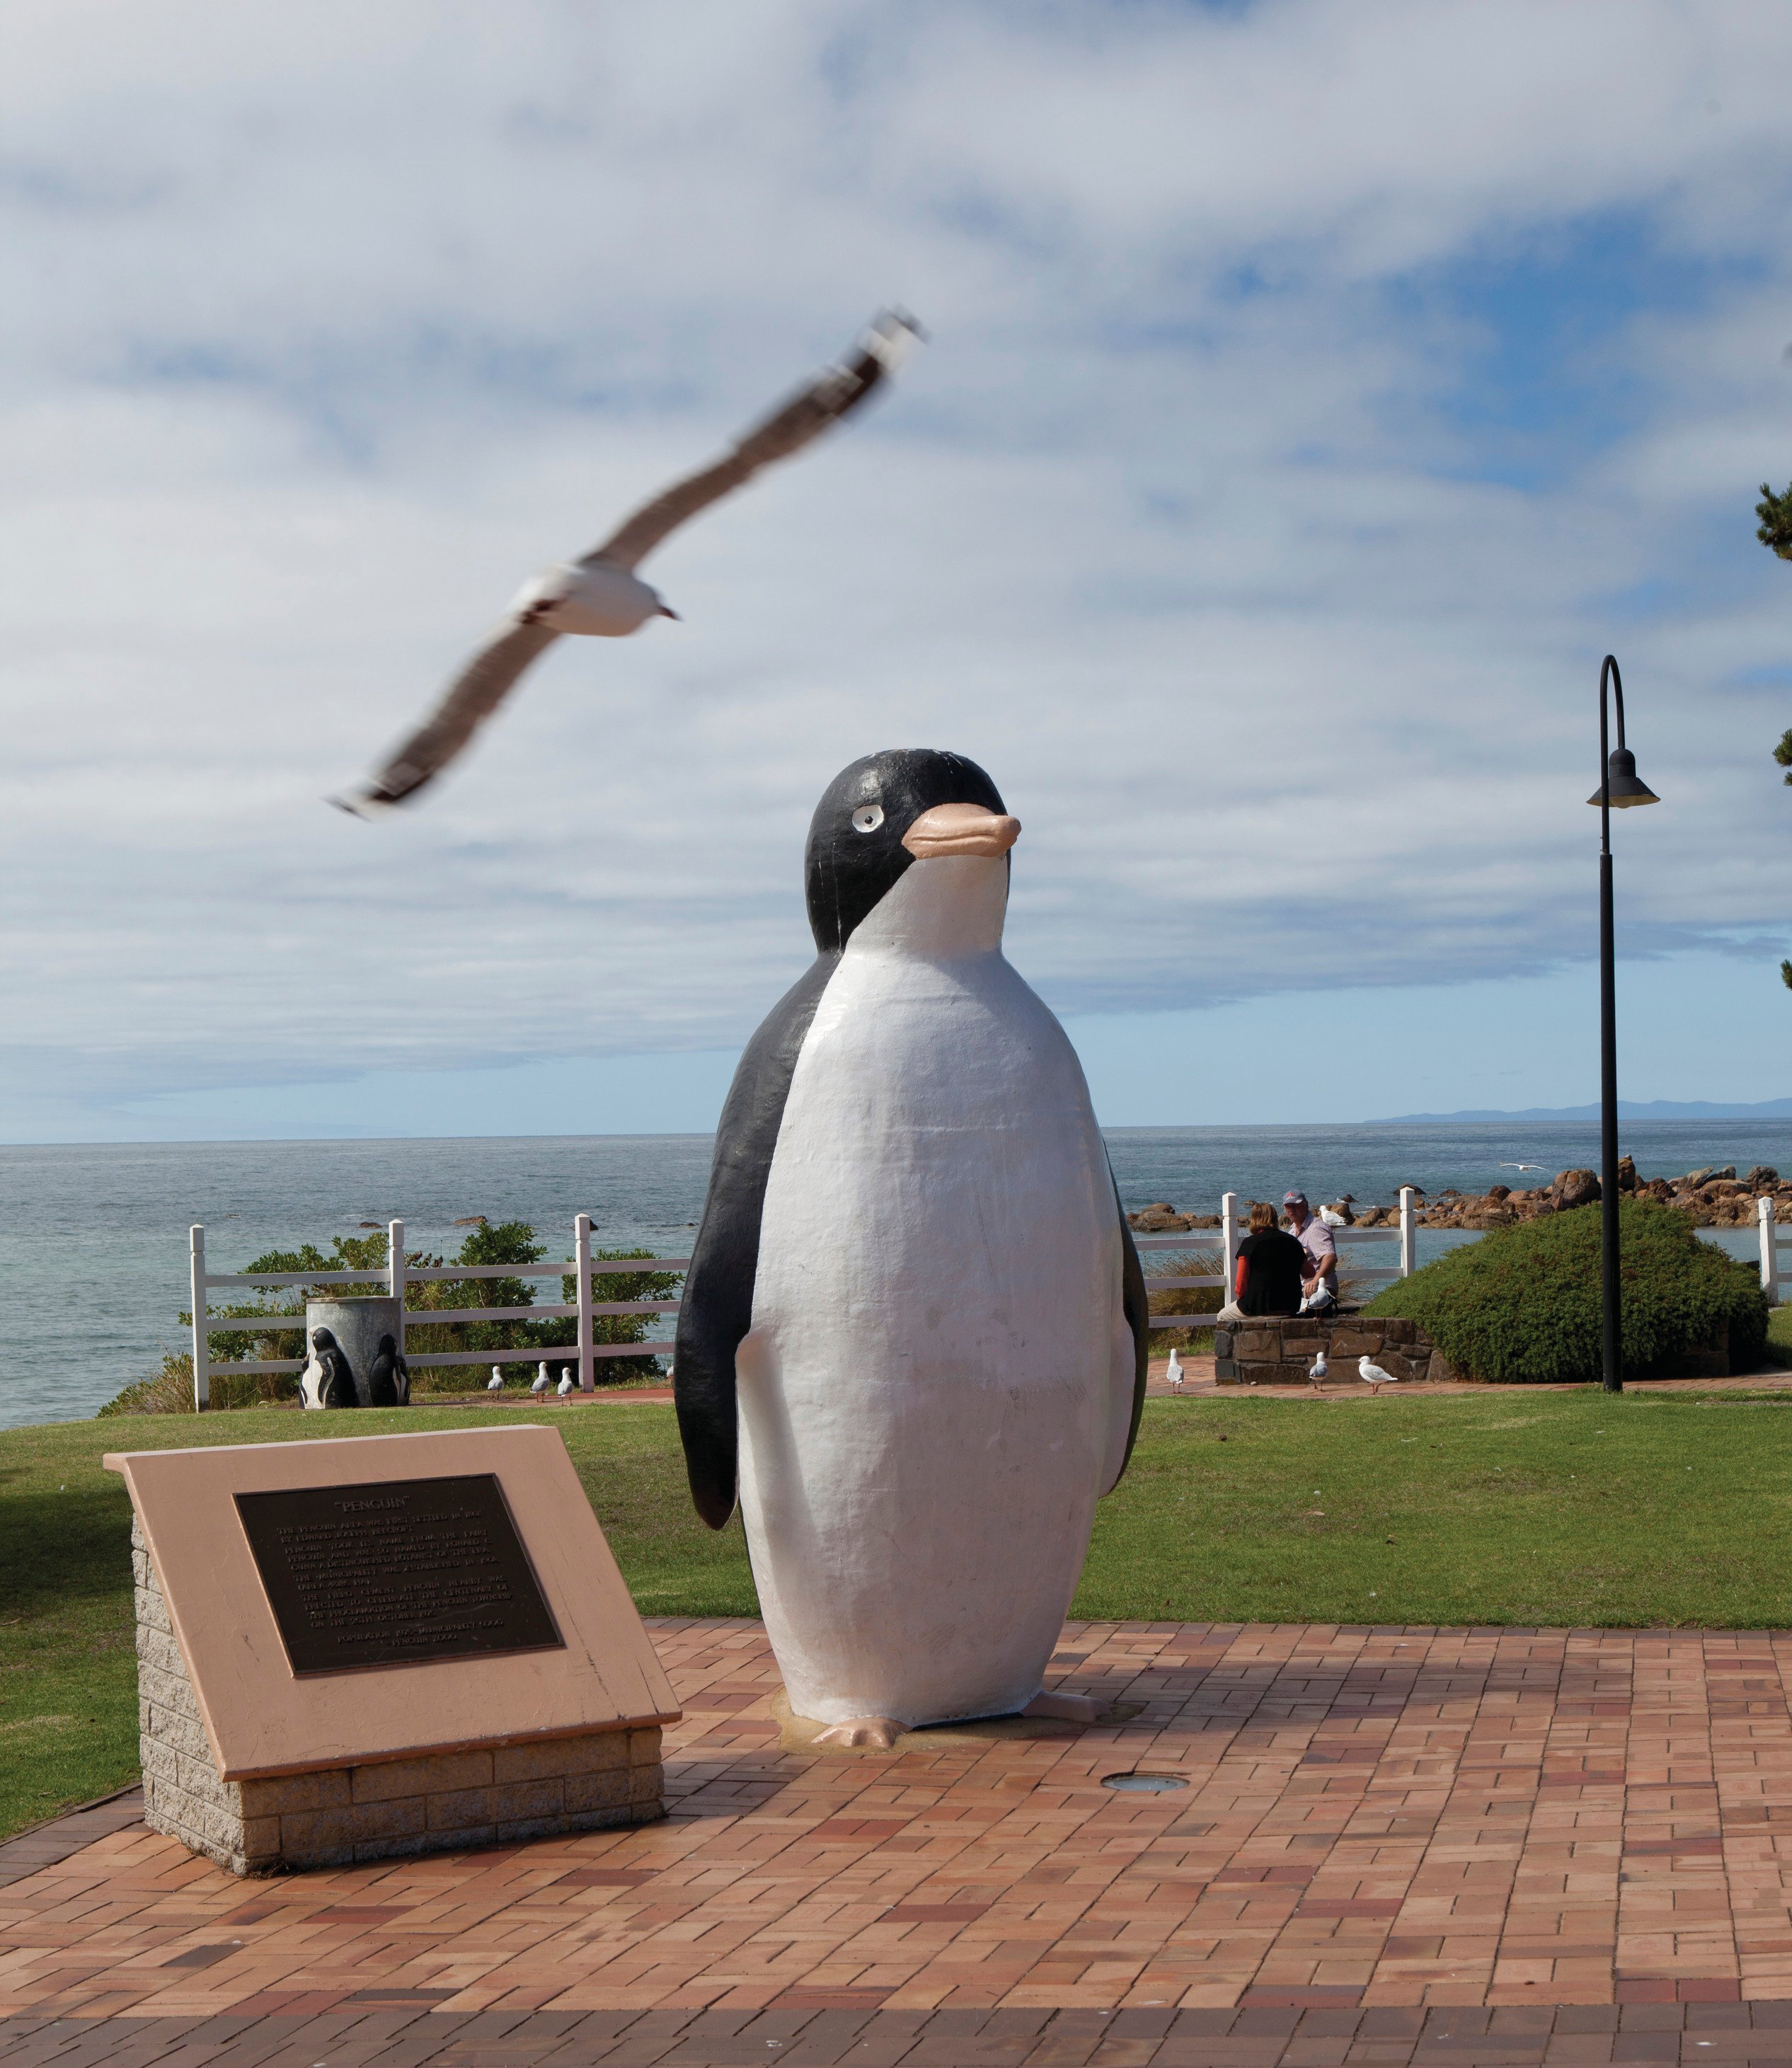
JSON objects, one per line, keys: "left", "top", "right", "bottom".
{"left": 1212, "top": 1314, "right": 1458, "bottom": 1386}
{"left": 134, "top": 1520, "right": 663, "bottom": 1875}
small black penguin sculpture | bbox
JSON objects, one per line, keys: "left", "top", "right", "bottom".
{"left": 311, "top": 1326, "right": 360, "bottom": 1409}
{"left": 367, "top": 1333, "right": 409, "bottom": 1407}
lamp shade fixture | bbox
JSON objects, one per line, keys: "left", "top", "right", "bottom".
{"left": 1587, "top": 746, "right": 1659, "bottom": 809}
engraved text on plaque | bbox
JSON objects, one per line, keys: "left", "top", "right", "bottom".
{"left": 235, "top": 1474, "right": 563, "bottom": 1674}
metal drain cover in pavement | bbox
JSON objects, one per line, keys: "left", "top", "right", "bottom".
{"left": 1101, "top": 1771, "right": 1187, "bottom": 1793}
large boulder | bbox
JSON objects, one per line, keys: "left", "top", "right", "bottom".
{"left": 1554, "top": 1168, "right": 1601, "bottom": 1210}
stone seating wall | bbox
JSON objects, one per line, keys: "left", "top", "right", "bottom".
{"left": 1213, "top": 1313, "right": 1457, "bottom": 1386}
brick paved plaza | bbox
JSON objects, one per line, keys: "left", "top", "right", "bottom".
{"left": 9, "top": 1616, "right": 1792, "bottom": 2064}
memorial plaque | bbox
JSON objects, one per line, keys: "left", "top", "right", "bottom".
{"left": 235, "top": 1472, "right": 563, "bottom": 1675}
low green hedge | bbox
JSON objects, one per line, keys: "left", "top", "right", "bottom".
{"left": 1365, "top": 1198, "right": 1770, "bottom": 1384}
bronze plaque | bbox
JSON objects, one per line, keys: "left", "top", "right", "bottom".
{"left": 234, "top": 1473, "right": 563, "bottom": 1676}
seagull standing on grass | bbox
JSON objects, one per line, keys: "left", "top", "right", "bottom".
{"left": 486, "top": 1367, "right": 504, "bottom": 1393}
{"left": 333, "top": 310, "right": 924, "bottom": 814}
{"left": 556, "top": 1369, "right": 575, "bottom": 1398}
{"left": 1360, "top": 1355, "right": 1399, "bottom": 1394}
{"left": 1166, "top": 1348, "right": 1184, "bottom": 1390}
{"left": 530, "top": 1364, "right": 550, "bottom": 1395}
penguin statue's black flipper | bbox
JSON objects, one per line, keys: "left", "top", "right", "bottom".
{"left": 674, "top": 954, "right": 839, "bottom": 1529}
{"left": 1110, "top": 1181, "right": 1151, "bottom": 1487}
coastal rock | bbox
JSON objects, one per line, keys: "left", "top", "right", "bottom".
{"left": 1617, "top": 1155, "right": 1637, "bottom": 1192}
{"left": 1554, "top": 1168, "right": 1600, "bottom": 1210}
{"left": 1745, "top": 1166, "right": 1779, "bottom": 1191}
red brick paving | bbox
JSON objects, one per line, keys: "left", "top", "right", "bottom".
{"left": 9, "top": 1619, "right": 1792, "bottom": 2061}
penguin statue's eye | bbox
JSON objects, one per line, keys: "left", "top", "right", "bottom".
{"left": 851, "top": 805, "right": 884, "bottom": 834}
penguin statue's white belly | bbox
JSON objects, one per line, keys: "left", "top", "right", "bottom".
{"left": 735, "top": 855, "right": 1135, "bottom": 1729}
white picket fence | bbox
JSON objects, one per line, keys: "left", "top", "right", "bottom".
{"left": 1762, "top": 1196, "right": 1790, "bottom": 1306}
{"left": 188, "top": 1188, "right": 1788, "bottom": 1408}
{"left": 188, "top": 1216, "right": 682, "bottom": 1410}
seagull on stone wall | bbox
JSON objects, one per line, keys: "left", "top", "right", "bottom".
{"left": 333, "top": 309, "right": 924, "bottom": 814}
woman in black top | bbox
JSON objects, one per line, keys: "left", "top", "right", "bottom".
{"left": 1232, "top": 1200, "right": 1306, "bottom": 1316}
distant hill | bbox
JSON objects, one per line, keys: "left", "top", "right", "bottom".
{"left": 1369, "top": 1097, "right": 1792, "bottom": 1124}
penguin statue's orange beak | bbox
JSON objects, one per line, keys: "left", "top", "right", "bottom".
{"left": 901, "top": 803, "right": 1021, "bottom": 859}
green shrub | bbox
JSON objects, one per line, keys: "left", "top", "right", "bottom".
{"left": 1365, "top": 1198, "right": 1771, "bottom": 1384}
{"left": 403, "top": 1220, "right": 680, "bottom": 1386}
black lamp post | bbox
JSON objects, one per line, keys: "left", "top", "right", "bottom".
{"left": 1587, "top": 654, "right": 1660, "bottom": 1393}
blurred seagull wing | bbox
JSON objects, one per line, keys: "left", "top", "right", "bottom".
{"left": 338, "top": 619, "right": 561, "bottom": 812}
{"left": 585, "top": 309, "right": 922, "bottom": 573}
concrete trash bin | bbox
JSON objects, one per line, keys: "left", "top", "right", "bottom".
{"left": 301, "top": 1297, "right": 408, "bottom": 1408}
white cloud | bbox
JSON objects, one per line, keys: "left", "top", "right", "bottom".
{"left": 2, "top": 0, "right": 1791, "bottom": 1122}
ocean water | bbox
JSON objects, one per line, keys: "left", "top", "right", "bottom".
{"left": 2, "top": 1121, "right": 1784, "bottom": 1432}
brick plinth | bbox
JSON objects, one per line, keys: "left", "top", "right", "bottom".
{"left": 132, "top": 1519, "right": 662, "bottom": 1875}
{"left": 1212, "top": 1313, "right": 1457, "bottom": 1385}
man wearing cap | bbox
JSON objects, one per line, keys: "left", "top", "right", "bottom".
{"left": 1285, "top": 1190, "right": 1337, "bottom": 1312}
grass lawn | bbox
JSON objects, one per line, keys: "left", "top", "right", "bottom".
{"left": 6, "top": 1382, "right": 1792, "bottom": 1842}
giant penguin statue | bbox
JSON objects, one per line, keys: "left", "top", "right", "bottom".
{"left": 674, "top": 748, "right": 1149, "bottom": 1747}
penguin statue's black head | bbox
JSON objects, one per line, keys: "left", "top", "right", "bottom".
{"left": 805, "top": 748, "right": 1017, "bottom": 953}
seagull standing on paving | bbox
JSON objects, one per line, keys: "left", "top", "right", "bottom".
{"left": 556, "top": 1369, "right": 575, "bottom": 1398}
{"left": 486, "top": 1368, "right": 505, "bottom": 1393}
{"left": 1360, "top": 1355, "right": 1399, "bottom": 1394}
{"left": 334, "top": 310, "right": 924, "bottom": 814}
{"left": 531, "top": 1363, "right": 551, "bottom": 1395}
{"left": 1309, "top": 1352, "right": 1328, "bottom": 1389}
{"left": 1166, "top": 1348, "right": 1184, "bottom": 1390}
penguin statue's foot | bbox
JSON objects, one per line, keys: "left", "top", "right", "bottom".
{"left": 1023, "top": 1690, "right": 1108, "bottom": 1725}
{"left": 812, "top": 1716, "right": 904, "bottom": 1750}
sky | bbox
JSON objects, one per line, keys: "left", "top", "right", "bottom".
{"left": 4, "top": 0, "right": 1791, "bottom": 1143}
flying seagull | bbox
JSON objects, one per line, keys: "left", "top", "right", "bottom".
{"left": 333, "top": 309, "right": 924, "bottom": 815}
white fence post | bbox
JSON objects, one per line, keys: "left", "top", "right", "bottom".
{"left": 1222, "top": 1192, "right": 1239, "bottom": 1299}
{"left": 389, "top": 1219, "right": 406, "bottom": 1350}
{"left": 1762, "top": 1195, "right": 1780, "bottom": 1306}
{"left": 1398, "top": 1188, "right": 1417, "bottom": 1279}
{"left": 575, "top": 1212, "right": 595, "bottom": 1391}
{"left": 190, "top": 1225, "right": 209, "bottom": 1411}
